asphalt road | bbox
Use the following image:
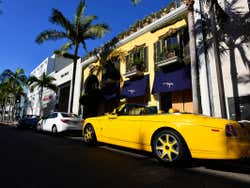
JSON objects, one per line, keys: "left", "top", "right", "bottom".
{"left": 0, "top": 125, "right": 250, "bottom": 188}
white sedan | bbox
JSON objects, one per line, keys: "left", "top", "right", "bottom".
{"left": 37, "top": 112, "right": 83, "bottom": 134}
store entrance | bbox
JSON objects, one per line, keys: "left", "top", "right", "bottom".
{"left": 159, "top": 89, "right": 193, "bottom": 113}
{"left": 57, "top": 82, "right": 70, "bottom": 112}
{"left": 159, "top": 93, "right": 172, "bottom": 113}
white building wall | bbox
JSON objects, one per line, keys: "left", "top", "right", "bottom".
{"left": 27, "top": 55, "right": 73, "bottom": 116}
{"left": 27, "top": 58, "right": 50, "bottom": 116}
{"left": 196, "top": 0, "right": 250, "bottom": 120}
{"left": 194, "top": 0, "right": 212, "bottom": 116}
{"left": 50, "top": 62, "right": 73, "bottom": 113}
{"left": 72, "top": 56, "right": 98, "bottom": 115}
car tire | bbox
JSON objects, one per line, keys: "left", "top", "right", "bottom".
{"left": 52, "top": 125, "right": 58, "bottom": 135}
{"left": 36, "top": 124, "right": 41, "bottom": 132}
{"left": 83, "top": 124, "right": 97, "bottom": 146}
{"left": 152, "top": 129, "right": 190, "bottom": 166}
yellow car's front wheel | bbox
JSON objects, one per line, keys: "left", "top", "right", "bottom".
{"left": 83, "top": 124, "right": 97, "bottom": 146}
{"left": 152, "top": 129, "right": 190, "bottom": 165}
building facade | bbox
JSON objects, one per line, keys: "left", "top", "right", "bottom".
{"left": 73, "top": 3, "right": 193, "bottom": 117}
{"left": 27, "top": 55, "right": 73, "bottom": 116}
{"left": 71, "top": 1, "right": 250, "bottom": 121}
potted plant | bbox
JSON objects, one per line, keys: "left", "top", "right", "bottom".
{"left": 168, "top": 2, "right": 176, "bottom": 11}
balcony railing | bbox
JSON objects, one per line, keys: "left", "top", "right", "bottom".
{"left": 155, "top": 47, "right": 181, "bottom": 67}
{"left": 125, "top": 61, "right": 148, "bottom": 78}
{"left": 125, "top": 46, "right": 148, "bottom": 78}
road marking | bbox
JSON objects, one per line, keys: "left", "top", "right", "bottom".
{"left": 189, "top": 167, "right": 250, "bottom": 184}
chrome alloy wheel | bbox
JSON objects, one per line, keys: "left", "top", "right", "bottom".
{"left": 83, "top": 125, "right": 96, "bottom": 145}
{"left": 154, "top": 133, "right": 180, "bottom": 162}
{"left": 84, "top": 127, "right": 93, "bottom": 141}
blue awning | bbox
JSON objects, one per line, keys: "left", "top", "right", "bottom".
{"left": 152, "top": 66, "right": 191, "bottom": 94}
{"left": 120, "top": 75, "right": 149, "bottom": 98}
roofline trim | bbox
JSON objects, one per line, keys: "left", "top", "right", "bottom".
{"left": 80, "top": 4, "right": 187, "bottom": 67}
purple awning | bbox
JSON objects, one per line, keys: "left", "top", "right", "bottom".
{"left": 152, "top": 66, "right": 191, "bottom": 94}
{"left": 120, "top": 75, "right": 149, "bottom": 98}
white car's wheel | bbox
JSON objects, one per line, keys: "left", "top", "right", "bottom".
{"left": 36, "top": 124, "right": 41, "bottom": 132}
{"left": 52, "top": 125, "right": 58, "bottom": 135}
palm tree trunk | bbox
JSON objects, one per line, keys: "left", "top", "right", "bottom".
{"left": 187, "top": 1, "right": 201, "bottom": 113}
{"left": 69, "top": 44, "right": 79, "bottom": 113}
{"left": 40, "top": 86, "right": 44, "bottom": 117}
{"left": 210, "top": 5, "right": 227, "bottom": 118}
{"left": 12, "top": 96, "right": 16, "bottom": 121}
{"left": 3, "top": 98, "right": 7, "bottom": 121}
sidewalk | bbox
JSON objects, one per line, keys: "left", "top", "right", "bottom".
{"left": 0, "top": 121, "right": 18, "bottom": 127}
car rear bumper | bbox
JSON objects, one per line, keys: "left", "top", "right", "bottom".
{"left": 59, "top": 125, "right": 82, "bottom": 132}
{"left": 191, "top": 139, "right": 250, "bottom": 160}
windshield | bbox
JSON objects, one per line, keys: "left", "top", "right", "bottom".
{"left": 117, "top": 104, "right": 157, "bottom": 115}
{"left": 61, "top": 113, "right": 79, "bottom": 118}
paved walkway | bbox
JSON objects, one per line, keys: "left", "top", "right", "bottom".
{"left": 0, "top": 121, "right": 17, "bottom": 127}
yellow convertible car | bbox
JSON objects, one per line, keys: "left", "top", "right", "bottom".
{"left": 83, "top": 104, "right": 250, "bottom": 165}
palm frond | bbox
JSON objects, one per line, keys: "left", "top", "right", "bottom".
{"left": 45, "top": 83, "right": 57, "bottom": 92}
{"left": 82, "top": 15, "right": 97, "bottom": 26}
{"left": 42, "top": 73, "right": 56, "bottom": 83}
{"left": 50, "top": 8, "right": 73, "bottom": 33}
{"left": 28, "top": 76, "right": 40, "bottom": 85}
{"left": 55, "top": 52, "right": 79, "bottom": 60}
{"left": 35, "top": 30, "right": 67, "bottom": 44}
{"left": 1, "top": 69, "right": 13, "bottom": 78}
{"left": 54, "top": 41, "right": 74, "bottom": 56}
{"left": 75, "top": 0, "right": 86, "bottom": 27}
{"left": 85, "top": 24, "right": 110, "bottom": 39}
{"left": 131, "top": 0, "right": 141, "bottom": 5}
{"left": 79, "top": 15, "right": 97, "bottom": 33}
{"left": 15, "top": 68, "right": 25, "bottom": 76}
{"left": 82, "top": 41, "right": 87, "bottom": 51}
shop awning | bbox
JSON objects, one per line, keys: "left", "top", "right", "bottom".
{"left": 120, "top": 75, "right": 149, "bottom": 98}
{"left": 152, "top": 66, "right": 191, "bottom": 94}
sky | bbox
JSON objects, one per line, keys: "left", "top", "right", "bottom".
{"left": 0, "top": 0, "right": 170, "bottom": 76}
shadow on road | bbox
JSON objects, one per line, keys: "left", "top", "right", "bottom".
{"left": 191, "top": 158, "right": 250, "bottom": 174}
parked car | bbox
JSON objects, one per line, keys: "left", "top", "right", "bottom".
{"left": 83, "top": 103, "right": 250, "bottom": 165}
{"left": 37, "top": 112, "right": 83, "bottom": 134}
{"left": 17, "top": 115, "right": 40, "bottom": 129}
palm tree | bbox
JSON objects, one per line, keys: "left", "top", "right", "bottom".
{"left": 36, "top": 0, "right": 109, "bottom": 113}
{"left": 1, "top": 68, "right": 27, "bottom": 89}
{"left": 28, "top": 73, "right": 57, "bottom": 117}
{"left": 0, "top": 68, "right": 27, "bottom": 120}
{"left": 0, "top": 81, "right": 11, "bottom": 121}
